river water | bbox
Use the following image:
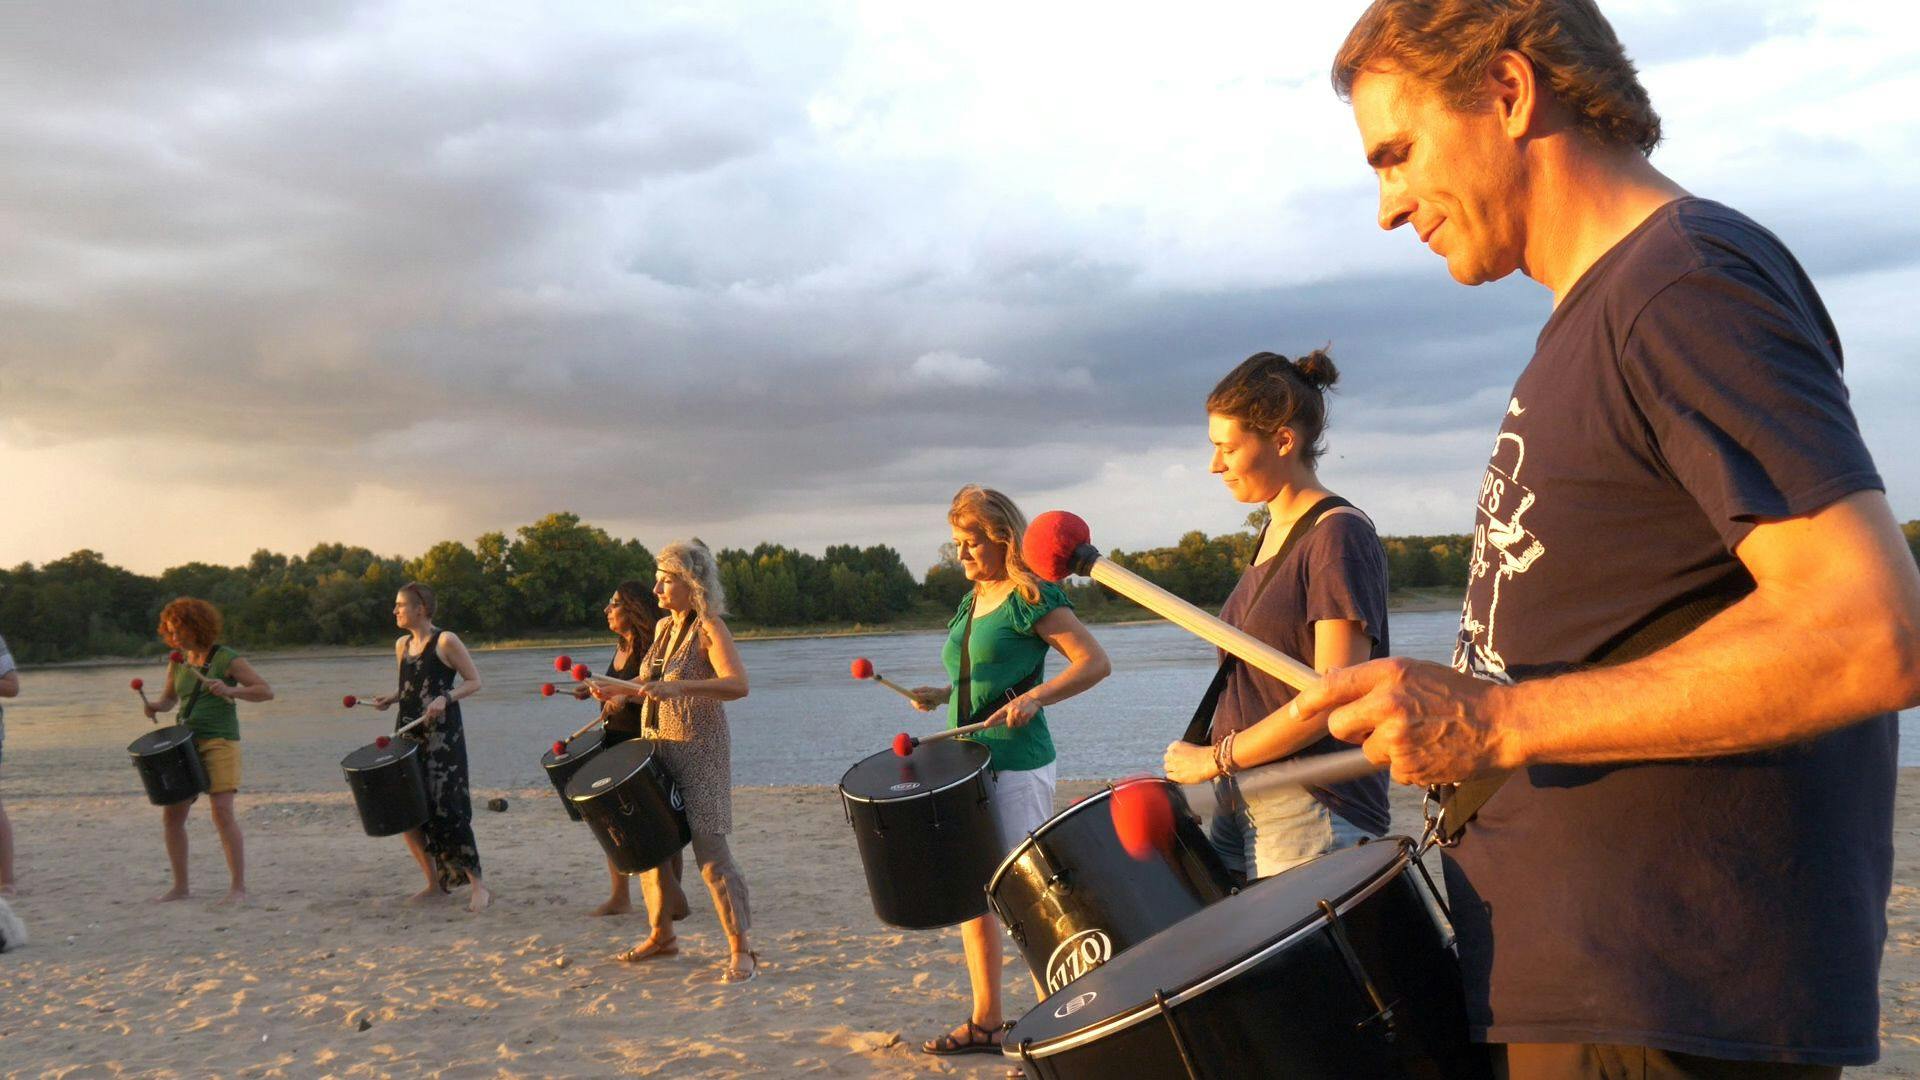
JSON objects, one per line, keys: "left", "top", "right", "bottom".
{"left": 2, "top": 609, "right": 1906, "bottom": 796}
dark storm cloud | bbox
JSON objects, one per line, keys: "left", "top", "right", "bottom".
{"left": 0, "top": 0, "right": 1912, "bottom": 567}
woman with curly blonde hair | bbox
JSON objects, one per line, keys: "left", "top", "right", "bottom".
{"left": 614, "top": 540, "right": 757, "bottom": 982}
{"left": 142, "top": 597, "right": 274, "bottom": 905}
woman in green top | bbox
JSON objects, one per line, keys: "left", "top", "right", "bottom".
{"left": 908, "top": 484, "right": 1111, "bottom": 1057}
{"left": 141, "top": 597, "right": 274, "bottom": 905}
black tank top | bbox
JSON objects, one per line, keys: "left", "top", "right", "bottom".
{"left": 397, "top": 629, "right": 461, "bottom": 728}
{"left": 601, "top": 646, "right": 646, "bottom": 736}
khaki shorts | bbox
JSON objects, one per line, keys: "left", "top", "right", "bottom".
{"left": 195, "top": 737, "right": 241, "bottom": 795}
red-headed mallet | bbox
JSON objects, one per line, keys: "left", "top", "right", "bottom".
{"left": 850, "top": 657, "right": 918, "bottom": 702}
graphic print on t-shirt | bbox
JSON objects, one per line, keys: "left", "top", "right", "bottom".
{"left": 1453, "top": 398, "right": 1544, "bottom": 683}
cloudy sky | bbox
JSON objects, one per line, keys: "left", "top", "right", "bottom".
{"left": 4, "top": 1, "right": 1918, "bottom": 576}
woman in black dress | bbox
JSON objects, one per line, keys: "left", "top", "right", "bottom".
{"left": 372, "top": 582, "right": 490, "bottom": 912}
{"left": 581, "top": 580, "right": 688, "bottom": 919}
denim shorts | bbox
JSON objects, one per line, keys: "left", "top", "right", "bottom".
{"left": 1208, "top": 769, "right": 1380, "bottom": 881}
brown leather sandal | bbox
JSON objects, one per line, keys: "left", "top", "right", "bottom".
{"left": 921, "top": 1019, "right": 1007, "bottom": 1056}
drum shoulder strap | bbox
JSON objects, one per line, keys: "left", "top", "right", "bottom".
{"left": 1435, "top": 576, "right": 1754, "bottom": 842}
{"left": 1181, "top": 496, "right": 1353, "bottom": 746}
{"left": 176, "top": 643, "right": 225, "bottom": 722}
{"left": 956, "top": 591, "right": 1046, "bottom": 729}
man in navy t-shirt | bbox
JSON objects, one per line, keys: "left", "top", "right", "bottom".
{"left": 1289, "top": 2, "right": 1920, "bottom": 1077}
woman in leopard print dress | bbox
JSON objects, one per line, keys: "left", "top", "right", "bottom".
{"left": 615, "top": 540, "right": 756, "bottom": 982}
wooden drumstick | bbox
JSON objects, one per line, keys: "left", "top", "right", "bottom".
{"left": 561, "top": 710, "right": 611, "bottom": 746}
{"left": 1111, "top": 749, "right": 1383, "bottom": 859}
{"left": 1023, "top": 511, "right": 1320, "bottom": 693}
{"left": 1197, "top": 748, "right": 1378, "bottom": 807}
{"left": 129, "top": 678, "right": 159, "bottom": 723}
{"left": 849, "top": 658, "right": 919, "bottom": 702}
{"left": 374, "top": 712, "right": 435, "bottom": 745}
{"left": 891, "top": 719, "right": 994, "bottom": 756}
{"left": 166, "top": 650, "right": 219, "bottom": 687}
{"left": 564, "top": 662, "right": 648, "bottom": 693}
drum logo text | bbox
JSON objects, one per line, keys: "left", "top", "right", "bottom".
{"left": 1045, "top": 929, "right": 1113, "bottom": 993}
{"left": 669, "top": 784, "right": 685, "bottom": 811}
{"left": 888, "top": 781, "right": 922, "bottom": 792}
{"left": 1053, "top": 991, "right": 1098, "bottom": 1019}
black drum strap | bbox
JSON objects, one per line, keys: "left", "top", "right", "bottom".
{"left": 642, "top": 614, "right": 699, "bottom": 731}
{"left": 1182, "top": 496, "right": 1352, "bottom": 746}
{"left": 1433, "top": 576, "right": 1753, "bottom": 844}
{"left": 175, "top": 643, "right": 223, "bottom": 723}
{"left": 956, "top": 588, "right": 1045, "bottom": 729}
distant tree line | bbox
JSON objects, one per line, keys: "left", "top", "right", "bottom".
{"left": 11, "top": 513, "right": 1919, "bottom": 664}
{"left": 0, "top": 513, "right": 925, "bottom": 663}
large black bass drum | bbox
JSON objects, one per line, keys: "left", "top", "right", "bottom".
{"left": 128, "top": 726, "right": 209, "bottom": 806}
{"left": 838, "top": 738, "right": 1001, "bottom": 929}
{"left": 1004, "top": 839, "right": 1489, "bottom": 1080}
{"left": 341, "top": 738, "right": 430, "bottom": 837}
{"left": 989, "top": 777, "right": 1235, "bottom": 995}
{"left": 566, "top": 739, "right": 690, "bottom": 874}
{"left": 542, "top": 727, "right": 616, "bottom": 822}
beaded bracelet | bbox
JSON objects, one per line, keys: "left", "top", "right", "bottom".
{"left": 1214, "top": 730, "right": 1238, "bottom": 778}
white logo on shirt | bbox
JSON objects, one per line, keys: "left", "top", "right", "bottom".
{"left": 1455, "top": 400, "right": 1544, "bottom": 683}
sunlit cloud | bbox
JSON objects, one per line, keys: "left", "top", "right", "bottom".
{"left": 2, "top": 0, "right": 1916, "bottom": 575}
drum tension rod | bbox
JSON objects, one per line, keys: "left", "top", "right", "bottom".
{"left": 987, "top": 893, "right": 1024, "bottom": 945}
{"left": 1316, "top": 899, "right": 1402, "bottom": 1043}
{"left": 1031, "top": 839, "right": 1070, "bottom": 893}
{"left": 1153, "top": 988, "right": 1205, "bottom": 1080}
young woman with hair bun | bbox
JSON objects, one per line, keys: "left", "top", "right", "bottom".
{"left": 1162, "top": 348, "right": 1392, "bottom": 882}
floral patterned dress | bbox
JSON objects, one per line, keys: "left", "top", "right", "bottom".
{"left": 396, "top": 629, "right": 481, "bottom": 889}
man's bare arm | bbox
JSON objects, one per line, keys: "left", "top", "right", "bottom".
{"left": 1298, "top": 491, "right": 1920, "bottom": 784}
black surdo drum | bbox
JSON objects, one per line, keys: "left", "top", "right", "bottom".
{"left": 1005, "top": 839, "right": 1490, "bottom": 1080}
{"left": 989, "top": 777, "right": 1235, "bottom": 995}
{"left": 340, "top": 739, "right": 430, "bottom": 837}
{"left": 542, "top": 727, "right": 614, "bottom": 822}
{"left": 128, "top": 725, "right": 209, "bottom": 806}
{"left": 565, "top": 739, "right": 690, "bottom": 874}
{"left": 839, "top": 738, "right": 1001, "bottom": 929}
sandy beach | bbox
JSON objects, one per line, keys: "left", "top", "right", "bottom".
{"left": 0, "top": 769, "right": 1914, "bottom": 1078}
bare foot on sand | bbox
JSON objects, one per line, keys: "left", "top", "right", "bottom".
{"left": 467, "top": 880, "right": 491, "bottom": 913}
{"left": 403, "top": 886, "right": 446, "bottom": 906}
{"left": 590, "top": 897, "right": 633, "bottom": 917}
{"left": 151, "top": 886, "right": 189, "bottom": 903}
{"left": 212, "top": 889, "right": 249, "bottom": 908}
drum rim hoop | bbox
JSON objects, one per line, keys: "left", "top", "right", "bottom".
{"left": 564, "top": 742, "right": 665, "bottom": 803}
{"left": 339, "top": 738, "right": 421, "bottom": 771}
{"left": 130, "top": 724, "right": 201, "bottom": 752}
{"left": 837, "top": 744, "right": 992, "bottom": 806}
{"left": 986, "top": 777, "right": 1192, "bottom": 897}
{"left": 1008, "top": 841, "right": 1414, "bottom": 1058}
{"left": 542, "top": 728, "right": 610, "bottom": 767}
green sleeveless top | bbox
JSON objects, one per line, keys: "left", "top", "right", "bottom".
{"left": 940, "top": 582, "right": 1069, "bottom": 772}
{"left": 171, "top": 645, "right": 241, "bottom": 741}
